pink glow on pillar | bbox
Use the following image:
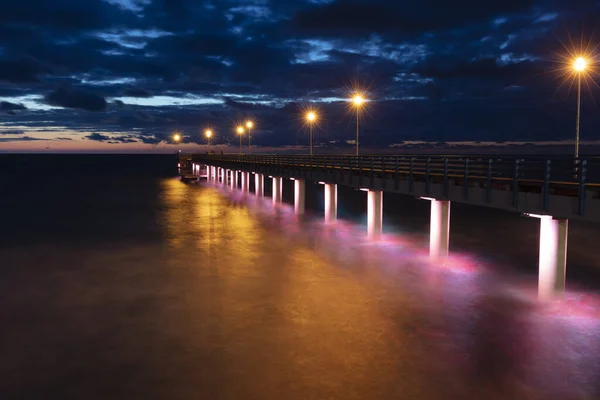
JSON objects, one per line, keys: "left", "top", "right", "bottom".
{"left": 429, "top": 199, "right": 450, "bottom": 260}
{"left": 255, "top": 173, "right": 264, "bottom": 197}
{"left": 294, "top": 179, "right": 305, "bottom": 214}
{"left": 367, "top": 190, "right": 383, "bottom": 238}
{"left": 538, "top": 216, "right": 568, "bottom": 300}
{"left": 241, "top": 172, "right": 250, "bottom": 192}
{"left": 272, "top": 177, "right": 282, "bottom": 204}
{"left": 231, "top": 170, "right": 238, "bottom": 189}
{"left": 324, "top": 183, "right": 337, "bottom": 223}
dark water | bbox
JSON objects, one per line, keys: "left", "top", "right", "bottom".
{"left": 2, "top": 155, "right": 600, "bottom": 399}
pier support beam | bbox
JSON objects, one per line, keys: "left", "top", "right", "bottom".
{"left": 242, "top": 172, "right": 250, "bottom": 193}
{"left": 255, "top": 173, "right": 264, "bottom": 197}
{"left": 429, "top": 200, "right": 451, "bottom": 259}
{"left": 535, "top": 216, "right": 568, "bottom": 299}
{"left": 294, "top": 179, "right": 306, "bottom": 215}
{"left": 367, "top": 190, "right": 383, "bottom": 238}
{"left": 272, "top": 176, "right": 282, "bottom": 204}
{"left": 324, "top": 184, "right": 337, "bottom": 222}
{"left": 231, "top": 170, "right": 238, "bottom": 189}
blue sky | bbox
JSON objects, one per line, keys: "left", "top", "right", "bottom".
{"left": 0, "top": 0, "right": 599, "bottom": 151}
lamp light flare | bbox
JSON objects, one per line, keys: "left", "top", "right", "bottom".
{"left": 205, "top": 129, "right": 213, "bottom": 138}
{"left": 237, "top": 126, "right": 245, "bottom": 135}
{"left": 173, "top": 133, "right": 181, "bottom": 142}
{"left": 352, "top": 94, "right": 365, "bottom": 106}
{"left": 306, "top": 111, "right": 316, "bottom": 122}
{"left": 574, "top": 57, "right": 587, "bottom": 72}
{"left": 246, "top": 120, "right": 253, "bottom": 129}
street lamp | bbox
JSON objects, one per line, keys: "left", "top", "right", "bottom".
{"left": 173, "top": 133, "right": 181, "bottom": 143}
{"left": 236, "top": 126, "right": 245, "bottom": 154}
{"left": 351, "top": 94, "right": 365, "bottom": 155}
{"left": 245, "top": 120, "right": 254, "bottom": 154}
{"left": 205, "top": 129, "right": 213, "bottom": 148}
{"left": 306, "top": 110, "right": 317, "bottom": 155}
{"left": 573, "top": 56, "right": 587, "bottom": 159}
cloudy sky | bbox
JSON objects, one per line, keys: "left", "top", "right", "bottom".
{"left": 0, "top": 0, "right": 599, "bottom": 152}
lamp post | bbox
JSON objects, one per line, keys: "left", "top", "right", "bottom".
{"left": 246, "top": 120, "right": 253, "bottom": 154}
{"left": 306, "top": 111, "right": 317, "bottom": 155}
{"left": 573, "top": 57, "right": 587, "bottom": 159}
{"left": 205, "top": 129, "right": 213, "bottom": 149}
{"left": 236, "top": 126, "right": 245, "bottom": 154}
{"left": 351, "top": 94, "right": 365, "bottom": 155}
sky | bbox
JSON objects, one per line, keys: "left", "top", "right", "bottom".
{"left": 1, "top": 0, "right": 599, "bottom": 152}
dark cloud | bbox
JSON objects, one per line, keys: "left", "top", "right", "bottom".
{"left": 1, "top": 101, "right": 27, "bottom": 112}
{"left": 0, "top": 56, "right": 52, "bottom": 83}
{"left": 122, "top": 88, "right": 153, "bottom": 98}
{"left": 0, "top": 129, "right": 26, "bottom": 135}
{"left": 45, "top": 87, "right": 108, "bottom": 112}
{"left": 289, "top": 0, "right": 536, "bottom": 38}
{"left": 0, "top": 136, "right": 43, "bottom": 142}
{"left": 85, "top": 132, "right": 111, "bottom": 141}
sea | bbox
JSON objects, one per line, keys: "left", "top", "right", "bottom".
{"left": 1, "top": 154, "right": 600, "bottom": 399}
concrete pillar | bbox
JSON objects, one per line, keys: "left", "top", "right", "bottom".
{"left": 538, "top": 217, "right": 568, "bottom": 299}
{"left": 294, "top": 179, "right": 306, "bottom": 215}
{"left": 242, "top": 171, "right": 250, "bottom": 192}
{"left": 367, "top": 190, "right": 383, "bottom": 238}
{"left": 430, "top": 200, "right": 451, "bottom": 259}
{"left": 255, "top": 173, "right": 264, "bottom": 197}
{"left": 324, "top": 183, "right": 337, "bottom": 222}
{"left": 231, "top": 170, "right": 238, "bottom": 189}
{"left": 272, "top": 176, "right": 282, "bottom": 204}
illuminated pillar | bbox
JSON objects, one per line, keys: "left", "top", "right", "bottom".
{"left": 242, "top": 172, "right": 250, "bottom": 192}
{"left": 255, "top": 173, "right": 264, "bottom": 197}
{"left": 324, "top": 183, "right": 337, "bottom": 222}
{"left": 217, "top": 168, "right": 221, "bottom": 183}
{"left": 538, "top": 217, "right": 568, "bottom": 299}
{"left": 294, "top": 179, "right": 305, "bottom": 214}
{"left": 231, "top": 170, "right": 238, "bottom": 189}
{"left": 430, "top": 200, "right": 450, "bottom": 259}
{"left": 367, "top": 190, "right": 383, "bottom": 238}
{"left": 272, "top": 176, "right": 282, "bottom": 204}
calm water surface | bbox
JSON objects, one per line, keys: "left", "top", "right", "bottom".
{"left": 1, "top": 155, "right": 600, "bottom": 399}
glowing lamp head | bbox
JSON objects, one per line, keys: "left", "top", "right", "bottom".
{"left": 205, "top": 129, "right": 213, "bottom": 138}
{"left": 306, "top": 111, "right": 316, "bottom": 122}
{"left": 574, "top": 57, "right": 587, "bottom": 72}
{"left": 352, "top": 94, "right": 364, "bottom": 106}
{"left": 173, "top": 133, "right": 181, "bottom": 142}
{"left": 236, "top": 126, "right": 245, "bottom": 135}
{"left": 246, "top": 121, "right": 253, "bottom": 129}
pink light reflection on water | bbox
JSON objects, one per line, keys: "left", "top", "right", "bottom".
{"left": 201, "top": 179, "right": 600, "bottom": 396}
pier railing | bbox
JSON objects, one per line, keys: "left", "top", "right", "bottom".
{"left": 194, "top": 154, "right": 600, "bottom": 187}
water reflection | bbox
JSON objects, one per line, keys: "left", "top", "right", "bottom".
{"left": 2, "top": 177, "right": 600, "bottom": 399}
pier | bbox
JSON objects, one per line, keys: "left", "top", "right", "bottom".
{"left": 181, "top": 153, "right": 600, "bottom": 299}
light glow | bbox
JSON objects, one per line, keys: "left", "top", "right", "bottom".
{"left": 246, "top": 120, "right": 254, "bottom": 129}
{"left": 306, "top": 111, "right": 317, "bottom": 122}
{"left": 574, "top": 57, "right": 587, "bottom": 72}
{"left": 236, "top": 126, "right": 245, "bottom": 135}
{"left": 173, "top": 133, "right": 181, "bottom": 142}
{"left": 352, "top": 94, "right": 365, "bottom": 106}
{"left": 205, "top": 129, "right": 213, "bottom": 138}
